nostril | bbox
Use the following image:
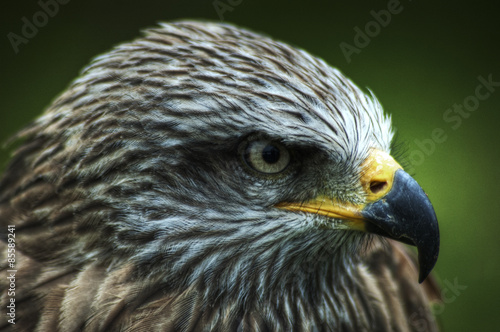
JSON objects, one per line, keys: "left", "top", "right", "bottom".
{"left": 370, "top": 181, "right": 388, "bottom": 194}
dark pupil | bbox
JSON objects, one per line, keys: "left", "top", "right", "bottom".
{"left": 262, "top": 145, "right": 280, "bottom": 164}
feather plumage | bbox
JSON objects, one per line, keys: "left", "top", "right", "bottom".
{"left": 0, "top": 21, "right": 439, "bottom": 331}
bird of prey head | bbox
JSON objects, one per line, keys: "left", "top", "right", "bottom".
{"left": 0, "top": 22, "right": 439, "bottom": 331}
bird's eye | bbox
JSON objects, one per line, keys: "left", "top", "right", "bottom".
{"left": 243, "top": 140, "right": 290, "bottom": 174}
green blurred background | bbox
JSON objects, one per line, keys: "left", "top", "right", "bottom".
{"left": 1, "top": 0, "right": 499, "bottom": 330}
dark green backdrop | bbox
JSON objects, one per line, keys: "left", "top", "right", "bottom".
{"left": 1, "top": 1, "right": 499, "bottom": 330}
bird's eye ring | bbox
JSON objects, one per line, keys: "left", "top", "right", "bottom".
{"left": 241, "top": 140, "right": 290, "bottom": 174}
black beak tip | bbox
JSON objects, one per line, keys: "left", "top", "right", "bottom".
{"left": 417, "top": 235, "right": 440, "bottom": 283}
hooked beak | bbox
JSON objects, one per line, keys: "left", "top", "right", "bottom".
{"left": 276, "top": 149, "right": 440, "bottom": 283}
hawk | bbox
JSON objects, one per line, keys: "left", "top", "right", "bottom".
{"left": 0, "top": 22, "right": 440, "bottom": 331}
